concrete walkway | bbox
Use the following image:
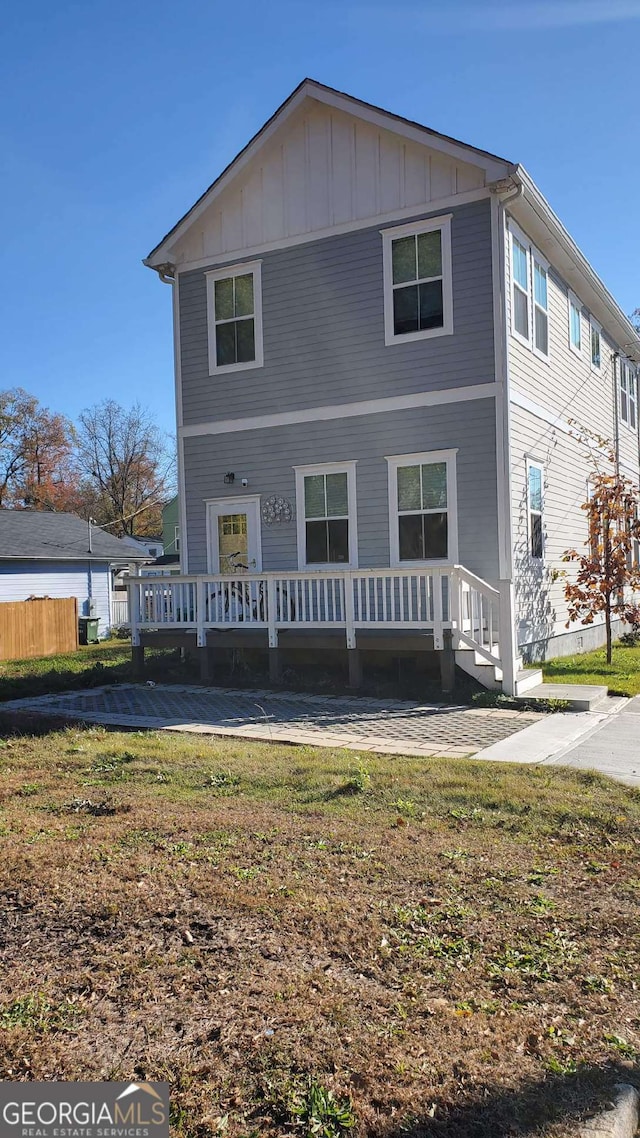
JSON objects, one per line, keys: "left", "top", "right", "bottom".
{"left": 545, "top": 695, "right": 640, "bottom": 787}
{"left": 475, "top": 696, "right": 640, "bottom": 787}
{"left": 0, "top": 683, "right": 542, "bottom": 759}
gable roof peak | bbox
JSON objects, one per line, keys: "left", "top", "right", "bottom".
{"left": 145, "top": 79, "right": 514, "bottom": 268}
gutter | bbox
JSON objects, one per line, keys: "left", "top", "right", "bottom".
{"left": 147, "top": 262, "right": 175, "bottom": 285}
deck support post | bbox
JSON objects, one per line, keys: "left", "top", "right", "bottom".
{"left": 199, "top": 646, "right": 213, "bottom": 683}
{"left": 132, "top": 645, "right": 145, "bottom": 678}
{"left": 439, "top": 629, "right": 456, "bottom": 695}
{"left": 268, "top": 648, "right": 281, "bottom": 683}
{"left": 347, "top": 648, "right": 362, "bottom": 689}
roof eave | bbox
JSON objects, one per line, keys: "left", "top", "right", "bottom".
{"left": 509, "top": 165, "right": 639, "bottom": 362}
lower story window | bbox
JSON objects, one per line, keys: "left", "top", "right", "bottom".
{"left": 294, "top": 462, "right": 357, "bottom": 568}
{"left": 387, "top": 450, "right": 458, "bottom": 565}
{"left": 527, "top": 460, "right": 544, "bottom": 559}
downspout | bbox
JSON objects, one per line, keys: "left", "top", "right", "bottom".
{"left": 491, "top": 175, "right": 524, "bottom": 694}
{"left": 155, "top": 264, "right": 176, "bottom": 286}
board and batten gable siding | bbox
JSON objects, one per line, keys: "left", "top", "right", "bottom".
{"left": 169, "top": 99, "right": 491, "bottom": 266}
{"left": 0, "top": 561, "right": 111, "bottom": 635}
{"left": 183, "top": 399, "right": 499, "bottom": 582}
{"left": 504, "top": 216, "right": 640, "bottom": 657}
{"left": 178, "top": 199, "right": 495, "bottom": 427}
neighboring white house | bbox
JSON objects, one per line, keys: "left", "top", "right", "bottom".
{"left": 136, "top": 79, "right": 640, "bottom": 694}
{"left": 0, "top": 511, "right": 149, "bottom": 638}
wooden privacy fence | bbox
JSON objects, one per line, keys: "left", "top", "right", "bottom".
{"left": 0, "top": 597, "right": 79, "bottom": 661}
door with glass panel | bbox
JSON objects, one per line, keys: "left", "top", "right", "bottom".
{"left": 206, "top": 498, "right": 262, "bottom": 625}
{"left": 207, "top": 498, "right": 262, "bottom": 574}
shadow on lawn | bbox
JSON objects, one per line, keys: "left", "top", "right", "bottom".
{"left": 387, "top": 1061, "right": 637, "bottom": 1138}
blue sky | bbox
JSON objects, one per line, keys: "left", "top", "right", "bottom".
{"left": 1, "top": 0, "right": 639, "bottom": 437}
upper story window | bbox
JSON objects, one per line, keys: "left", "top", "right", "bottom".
{"left": 511, "top": 236, "right": 530, "bottom": 342}
{"left": 527, "top": 460, "right": 544, "bottom": 560}
{"left": 532, "top": 257, "right": 549, "bottom": 357}
{"left": 382, "top": 215, "right": 453, "bottom": 346}
{"left": 620, "top": 360, "right": 637, "bottom": 430}
{"left": 568, "top": 293, "right": 582, "bottom": 355}
{"left": 205, "top": 260, "right": 263, "bottom": 376}
{"left": 174, "top": 526, "right": 180, "bottom": 553}
{"left": 294, "top": 462, "right": 358, "bottom": 569}
{"left": 590, "top": 320, "right": 601, "bottom": 370}
{"left": 386, "top": 450, "right": 458, "bottom": 566}
{"left": 510, "top": 226, "right": 550, "bottom": 360}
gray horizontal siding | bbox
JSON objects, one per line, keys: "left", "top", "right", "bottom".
{"left": 183, "top": 398, "right": 498, "bottom": 582}
{"left": 179, "top": 198, "right": 495, "bottom": 426}
{"left": 0, "top": 561, "right": 112, "bottom": 634}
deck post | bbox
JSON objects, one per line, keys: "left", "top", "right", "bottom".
{"left": 196, "top": 579, "right": 206, "bottom": 648}
{"left": 199, "top": 646, "right": 212, "bottom": 683}
{"left": 128, "top": 576, "right": 140, "bottom": 647}
{"left": 498, "top": 580, "right": 517, "bottom": 696}
{"left": 432, "top": 569, "right": 444, "bottom": 650}
{"left": 132, "top": 644, "right": 145, "bottom": 678}
{"left": 268, "top": 648, "right": 281, "bottom": 683}
{"left": 347, "top": 647, "right": 362, "bottom": 689}
{"left": 439, "top": 629, "right": 456, "bottom": 695}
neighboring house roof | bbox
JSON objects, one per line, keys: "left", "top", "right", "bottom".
{"left": 152, "top": 553, "right": 180, "bottom": 566}
{"left": 0, "top": 511, "right": 150, "bottom": 563}
{"left": 145, "top": 78, "right": 639, "bottom": 365}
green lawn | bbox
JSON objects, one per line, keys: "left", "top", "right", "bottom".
{"left": 0, "top": 726, "right": 638, "bottom": 1136}
{"left": 0, "top": 641, "right": 185, "bottom": 703}
{"left": 543, "top": 643, "right": 640, "bottom": 697}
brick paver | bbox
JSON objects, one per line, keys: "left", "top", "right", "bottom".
{"left": 0, "top": 684, "right": 543, "bottom": 758}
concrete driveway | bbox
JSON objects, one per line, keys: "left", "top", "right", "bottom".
{"left": 0, "top": 683, "right": 542, "bottom": 759}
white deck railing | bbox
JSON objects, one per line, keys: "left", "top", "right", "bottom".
{"left": 126, "top": 565, "right": 504, "bottom": 667}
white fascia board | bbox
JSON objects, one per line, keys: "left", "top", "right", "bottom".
{"left": 307, "top": 83, "right": 512, "bottom": 181}
{"left": 145, "top": 86, "right": 310, "bottom": 269}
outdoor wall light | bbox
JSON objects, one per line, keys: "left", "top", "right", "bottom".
{"left": 224, "top": 472, "right": 235, "bottom": 484}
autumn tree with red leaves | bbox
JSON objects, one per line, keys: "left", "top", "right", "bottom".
{"left": 0, "top": 389, "right": 78, "bottom": 510}
{"left": 562, "top": 426, "right": 640, "bottom": 663}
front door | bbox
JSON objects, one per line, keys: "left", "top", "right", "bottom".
{"left": 206, "top": 497, "right": 262, "bottom": 573}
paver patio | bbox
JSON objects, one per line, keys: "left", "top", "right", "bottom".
{"left": 0, "top": 683, "right": 543, "bottom": 757}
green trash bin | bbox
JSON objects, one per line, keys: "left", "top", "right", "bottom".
{"left": 79, "top": 617, "right": 100, "bottom": 645}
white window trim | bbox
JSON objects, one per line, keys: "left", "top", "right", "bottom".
{"left": 205, "top": 260, "right": 264, "bottom": 376}
{"left": 381, "top": 214, "right": 453, "bottom": 347}
{"left": 531, "top": 249, "right": 550, "bottom": 362}
{"left": 293, "top": 461, "right": 358, "bottom": 570}
{"left": 589, "top": 317, "right": 602, "bottom": 371}
{"left": 508, "top": 222, "right": 550, "bottom": 362}
{"left": 174, "top": 525, "right": 180, "bottom": 553}
{"left": 509, "top": 222, "right": 531, "bottom": 350}
{"left": 526, "top": 457, "right": 544, "bottom": 561}
{"left": 204, "top": 494, "right": 263, "bottom": 573}
{"left": 568, "top": 291, "right": 582, "bottom": 357}
{"left": 619, "top": 359, "right": 638, "bottom": 431}
{"left": 386, "top": 449, "right": 458, "bottom": 568}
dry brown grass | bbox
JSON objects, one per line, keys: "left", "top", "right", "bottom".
{"left": 0, "top": 725, "right": 638, "bottom": 1137}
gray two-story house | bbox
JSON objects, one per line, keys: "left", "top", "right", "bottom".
{"left": 135, "top": 79, "right": 640, "bottom": 696}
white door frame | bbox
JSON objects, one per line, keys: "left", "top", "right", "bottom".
{"left": 205, "top": 495, "right": 263, "bottom": 573}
